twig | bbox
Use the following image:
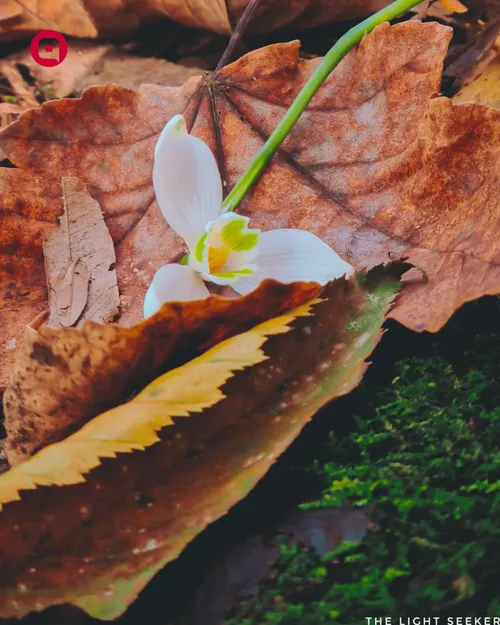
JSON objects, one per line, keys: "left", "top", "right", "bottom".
{"left": 216, "top": 0, "right": 263, "bottom": 71}
{"left": 221, "top": 0, "right": 426, "bottom": 214}
{"left": 412, "top": 0, "right": 431, "bottom": 20}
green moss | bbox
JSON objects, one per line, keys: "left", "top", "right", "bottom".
{"left": 226, "top": 300, "right": 500, "bottom": 624}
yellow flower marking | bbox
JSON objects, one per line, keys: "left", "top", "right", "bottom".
{"left": 208, "top": 246, "right": 230, "bottom": 272}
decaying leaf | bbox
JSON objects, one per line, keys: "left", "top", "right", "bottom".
{"left": 1, "top": 21, "right": 499, "bottom": 348}
{"left": 0, "top": 169, "right": 62, "bottom": 390}
{"left": 3, "top": 280, "right": 318, "bottom": 464}
{"left": 44, "top": 177, "right": 119, "bottom": 327}
{"left": 0, "top": 263, "right": 407, "bottom": 620}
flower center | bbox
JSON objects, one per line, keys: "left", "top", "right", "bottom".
{"left": 208, "top": 246, "right": 230, "bottom": 272}
{"left": 190, "top": 213, "right": 261, "bottom": 283}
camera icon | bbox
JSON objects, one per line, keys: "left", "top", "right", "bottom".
{"left": 30, "top": 30, "right": 68, "bottom": 67}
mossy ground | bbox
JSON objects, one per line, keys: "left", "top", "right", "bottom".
{"left": 225, "top": 297, "right": 500, "bottom": 624}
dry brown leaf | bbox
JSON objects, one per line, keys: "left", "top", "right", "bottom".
{"left": 0, "top": 0, "right": 229, "bottom": 38}
{"left": 0, "top": 0, "right": 400, "bottom": 40}
{"left": 0, "top": 0, "right": 488, "bottom": 40}
{"left": 0, "top": 0, "right": 22, "bottom": 21}
{"left": 73, "top": 49, "right": 206, "bottom": 94}
{"left": 212, "top": 0, "right": 396, "bottom": 34}
{"left": 0, "top": 0, "right": 98, "bottom": 40}
{"left": 0, "top": 169, "right": 62, "bottom": 390}
{"left": 44, "top": 177, "right": 120, "bottom": 327}
{"left": 0, "top": 263, "right": 404, "bottom": 619}
{"left": 3, "top": 280, "right": 318, "bottom": 464}
{"left": 1, "top": 21, "right": 498, "bottom": 355}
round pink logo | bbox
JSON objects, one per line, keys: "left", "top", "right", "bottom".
{"left": 30, "top": 31, "right": 68, "bottom": 67}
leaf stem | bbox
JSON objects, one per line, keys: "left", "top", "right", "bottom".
{"left": 221, "top": 0, "right": 425, "bottom": 213}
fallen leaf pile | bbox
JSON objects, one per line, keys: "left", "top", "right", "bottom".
{"left": 1, "top": 20, "right": 499, "bottom": 389}
{"left": 0, "top": 9, "right": 499, "bottom": 622}
{"left": 0, "top": 0, "right": 398, "bottom": 40}
{"left": 0, "top": 263, "right": 406, "bottom": 619}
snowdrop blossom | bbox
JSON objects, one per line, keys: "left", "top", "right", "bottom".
{"left": 144, "top": 114, "right": 354, "bottom": 318}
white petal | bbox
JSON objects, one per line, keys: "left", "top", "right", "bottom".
{"left": 158, "top": 114, "right": 188, "bottom": 138}
{"left": 153, "top": 123, "right": 222, "bottom": 249}
{"left": 143, "top": 264, "right": 209, "bottom": 318}
{"left": 232, "top": 229, "right": 354, "bottom": 295}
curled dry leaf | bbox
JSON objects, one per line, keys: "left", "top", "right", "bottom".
{"left": 0, "top": 262, "right": 407, "bottom": 620}
{"left": 1, "top": 20, "right": 498, "bottom": 369}
{"left": 3, "top": 280, "right": 318, "bottom": 464}
{"left": 44, "top": 177, "right": 120, "bottom": 327}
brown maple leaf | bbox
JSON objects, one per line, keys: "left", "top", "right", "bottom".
{"left": 1, "top": 21, "right": 500, "bottom": 386}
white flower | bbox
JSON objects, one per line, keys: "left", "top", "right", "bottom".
{"left": 144, "top": 114, "right": 354, "bottom": 318}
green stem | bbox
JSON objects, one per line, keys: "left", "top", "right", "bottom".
{"left": 221, "top": 0, "right": 424, "bottom": 213}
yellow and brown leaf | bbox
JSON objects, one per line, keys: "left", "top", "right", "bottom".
{"left": 0, "top": 263, "right": 407, "bottom": 620}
